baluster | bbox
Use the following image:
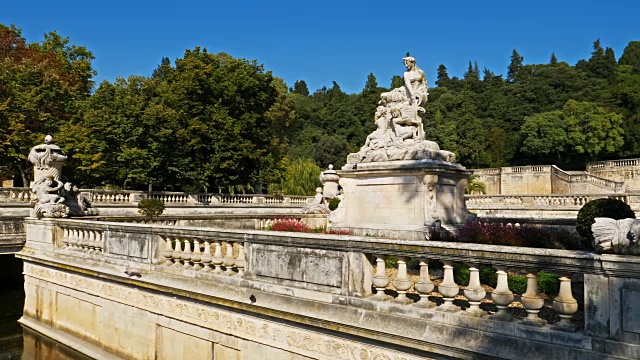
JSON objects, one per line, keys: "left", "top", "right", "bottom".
{"left": 491, "top": 268, "right": 514, "bottom": 318}
{"left": 212, "top": 240, "right": 224, "bottom": 273}
{"left": 182, "top": 239, "right": 192, "bottom": 268}
{"left": 62, "top": 227, "right": 71, "bottom": 249}
{"left": 172, "top": 238, "right": 183, "bottom": 267}
{"left": 87, "top": 230, "right": 96, "bottom": 253}
{"left": 552, "top": 275, "right": 578, "bottom": 330}
{"left": 437, "top": 261, "right": 460, "bottom": 312}
{"left": 392, "top": 256, "right": 412, "bottom": 304}
{"left": 81, "top": 230, "right": 91, "bottom": 252}
{"left": 96, "top": 231, "right": 104, "bottom": 253}
{"left": 191, "top": 239, "right": 202, "bottom": 270}
{"left": 71, "top": 229, "right": 80, "bottom": 250}
{"left": 521, "top": 272, "right": 546, "bottom": 326}
{"left": 464, "top": 265, "right": 486, "bottom": 316}
{"left": 413, "top": 259, "right": 435, "bottom": 308}
{"left": 371, "top": 255, "right": 391, "bottom": 300}
{"left": 163, "top": 237, "right": 175, "bottom": 266}
{"left": 201, "top": 240, "right": 213, "bottom": 271}
{"left": 235, "top": 242, "right": 246, "bottom": 277}
{"left": 224, "top": 241, "right": 235, "bottom": 275}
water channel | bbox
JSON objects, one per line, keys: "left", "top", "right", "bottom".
{"left": 0, "top": 258, "right": 91, "bottom": 360}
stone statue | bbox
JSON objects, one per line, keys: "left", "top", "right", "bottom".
{"left": 28, "top": 135, "right": 98, "bottom": 218}
{"left": 62, "top": 183, "right": 99, "bottom": 216}
{"left": 301, "top": 188, "right": 331, "bottom": 214}
{"left": 344, "top": 53, "right": 456, "bottom": 168}
{"left": 28, "top": 135, "right": 68, "bottom": 182}
{"left": 591, "top": 217, "right": 640, "bottom": 255}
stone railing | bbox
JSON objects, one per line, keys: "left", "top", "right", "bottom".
{"left": 19, "top": 217, "right": 640, "bottom": 359}
{"left": 502, "top": 165, "right": 552, "bottom": 173}
{"left": 465, "top": 194, "right": 632, "bottom": 208}
{"left": 551, "top": 166, "right": 624, "bottom": 191}
{"left": 0, "top": 187, "right": 34, "bottom": 203}
{"left": 0, "top": 216, "right": 25, "bottom": 254}
{"left": 0, "top": 188, "right": 313, "bottom": 206}
{"left": 587, "top": 158, "right": 640, "bottom": 170}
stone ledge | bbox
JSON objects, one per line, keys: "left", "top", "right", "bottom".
{"left": 18, "top": 253, "right": 636, "bottom": 360}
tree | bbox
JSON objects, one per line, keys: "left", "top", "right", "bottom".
{"left": 619, "top": 41, "right": 640, "bottom": 72}
{"left": 564, "top": 99, "right": 624, "bottom": 158}
{"left": 507, "top": 49, "right": 524, "bottom": 83}
{"left": 390, "top": 75, "right": 404, "bottom": 89}
{"left": 520, "top": 110, "right": 567, "bottom": 160}
{"left": 269, "top": 157, "right": 322, "bottom": 195}
{"left": 292, "top": 80, "right": 309, "bottom": 96}
{"left": 362, "top": 73, "right": 378, "bottom": 94}
{"left": 550, "top": 52, "right": 558, "bottom": 65}
{"left": 436, "top": 64, "right": 450, "bottom": 87}
{"left": 584, "top": 39, "right": 617, "bottom": 82}
{"left": 0, "top": 24, "right": 95, "bottom": 185}
{"left": 520, "top": 100, "right": 624, "bottom": 162}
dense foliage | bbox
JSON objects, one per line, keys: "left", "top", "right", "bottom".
{"left": 576, "top": 198, "right": 635, "bottom": 249}
{"left": 432, "top": 221, "right": 585, "bottom": 250}
{"left": 137, "top": 198, "right": 165, "bottom": 218}
{"left": 2, "top": 23, "right": 640, "bottom": 193}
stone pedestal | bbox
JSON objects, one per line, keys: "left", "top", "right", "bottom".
{"left": 330, "top": 159, "right": 471, "bottom": 240}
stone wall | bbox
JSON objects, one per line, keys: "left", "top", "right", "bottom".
{"left": 587, "top": 159, "right": 640, "bottom": 190}
{"left": 17, "top": 218, "right": 640, "bottom": 359}
{"left": 473, "top": 165, "right": 625, "bottom": 195}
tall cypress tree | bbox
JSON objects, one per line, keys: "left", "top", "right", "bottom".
{"left": 436, "top": 64, "right": 450, "bottom": 87}
{"left": 507, "top": 49, "right": 524, "bottom": 83}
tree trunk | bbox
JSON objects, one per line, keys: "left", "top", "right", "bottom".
{"left": 18, "top": 165, "right": 30, "bottom": 188}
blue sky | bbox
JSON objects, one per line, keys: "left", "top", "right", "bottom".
{"left": 3, "top": 0, "right": 639, "bottom": 94}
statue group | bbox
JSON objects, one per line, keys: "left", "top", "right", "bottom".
{"left": 345, "top": 53, "right": 455, "bottom": 167}
{"left": 28, "top": 135, "right": 97, "bottom": 218}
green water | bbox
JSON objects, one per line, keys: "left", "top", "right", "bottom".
{"left": 0, "top": 259, "right": 92, "bottom": 360}
{"left": 0, "top": 289, "right": 23, "bottom": 360}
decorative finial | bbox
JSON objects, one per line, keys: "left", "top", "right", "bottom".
{"left": 328, "top": 164, "right": 334, "bottom": 170}
{"left": 44, "top": 134, "right": 53, "bottom": 144}
{"left": 406, "top": 52, "right": 411, "bottom": 57}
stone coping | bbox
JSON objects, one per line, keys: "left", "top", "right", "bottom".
{"left": 17, "top": 250, "right": 631, "bottom": 360}
{"left": 35, "top": 218, "right": 639, "bottom": 278}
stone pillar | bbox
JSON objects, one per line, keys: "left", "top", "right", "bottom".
{"left": 464, "top": 265, "right": 486, "bottom": 317}
{"left": 437, "top": 261, "right": 460, "bottom": 312}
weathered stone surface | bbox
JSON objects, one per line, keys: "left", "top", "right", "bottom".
{"left": 331, "top": 160, "right": 471, "bottom": 239}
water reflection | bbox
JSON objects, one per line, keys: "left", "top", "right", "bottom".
{"left": 0, "top": 289, "right": 91, "bottom": 360}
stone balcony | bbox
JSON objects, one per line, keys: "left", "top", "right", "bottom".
{"left": 17, "top": 218, "right": 640, "bottom": 359}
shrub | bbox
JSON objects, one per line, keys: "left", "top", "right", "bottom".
{"left": 328, "top": 198, "right": 341, "bottom": 211}
{"left": 576, "top": 198, "right": 635, "bottom": 250}
{"left": 137, "top": 198, "right": 165, "bottom": 218}
{"left": 270, "top": 218, "right": 312, "bottom": 233}
{"left": 454, "top": 221, "right": 588, "bottom": 250}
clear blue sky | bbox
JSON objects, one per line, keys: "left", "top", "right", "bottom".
{"left": 3, "top": 0, "right": 639, "bottom": 94}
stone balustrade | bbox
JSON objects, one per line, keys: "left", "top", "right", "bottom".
{"left": 587, "top": 158, "right": 640, "bottom": 170}
{"left": 0, "top": 216, "right": 25, "bottom": 254}
{"left": 466, "top": 193, "right": 633, "bottom": 207}
{"left": 0, "top": 188, "right": 313, "bottom": 206}
{"left": 19, "top": 217, "right": 640, "bottom": 358}
{"left": 0, "top": 187, "right": 34, "bottom": 203}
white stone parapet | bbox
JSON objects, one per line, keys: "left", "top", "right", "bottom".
{"left": 17, "top": 217, "right": 640, "bottom": 359}
{"left": 0, "top": 188, "right": 313, "bottom": 206}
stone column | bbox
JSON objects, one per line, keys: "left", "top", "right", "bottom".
{"left": 437, "top": 261, "right": 460, "bottom": 312}
{"left": 521, "top": 272, "right": 545, "bottom": 326}
{"left": 491, "top": 268, "right": 514, "bottom": 319}
{"left": 413, "top": 259, "right": 435, "bottom": 308}
{"left": 464, "top": 265, "right": 486, "bottom": 317}
{"left": 392, "top": 257, "right": 412, "bottom": 304}
{"left": 371, "top": 255, "right": 391, "bottom": 301}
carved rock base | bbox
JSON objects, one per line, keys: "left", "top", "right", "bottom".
{"left": 330, "top": 160, "right": 471, "bottom": 240}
